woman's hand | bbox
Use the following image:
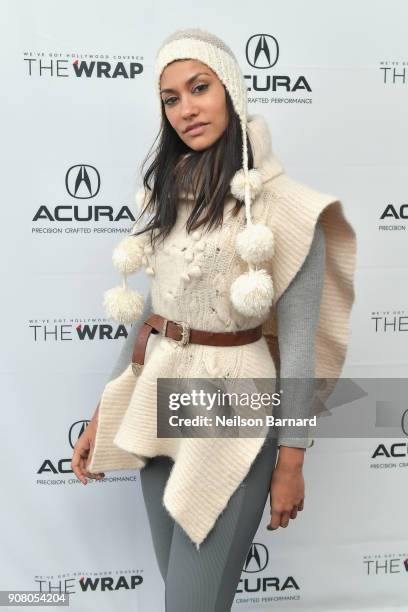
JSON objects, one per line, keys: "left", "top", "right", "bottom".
{"left": 71, "top": 409, "right": 105, "bottom": 485}
{"left": 267, "top": 447, "right": 305, "bottom": 531}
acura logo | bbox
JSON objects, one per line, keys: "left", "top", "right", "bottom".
{"left": 246, "top": 34, "right": 279, "bottom": 69}
{"left": 69, "top": 420, "right": 90, "bottom": 449}
{"left": 402, "top": 408, "right": 408, "bottom": 436}
{"left": 65, "top": 164, "right": 101, "bottom": 199}
{"left": 243, "top": 542, "right": 269, "bottom": 573}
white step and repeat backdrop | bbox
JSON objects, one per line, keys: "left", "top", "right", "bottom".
{"left": 2, "top": 0, "right": 407, "bottom": 610}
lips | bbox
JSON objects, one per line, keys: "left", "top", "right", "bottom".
{"left": 185, "top": 122, "right": 208, "bottom": 133}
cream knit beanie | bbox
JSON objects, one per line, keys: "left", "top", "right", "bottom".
{"left": 104, "top": 28, "right": 275, "bottom": 324}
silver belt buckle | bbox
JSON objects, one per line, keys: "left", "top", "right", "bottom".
{"left": 131, "top": 362, "right": 143, "bottom": 376}
{"left": 161, "top": 318, "right": 169, "bottom": 336}
{"left": 173, "top": 320, "right": 190, "bottom": 346}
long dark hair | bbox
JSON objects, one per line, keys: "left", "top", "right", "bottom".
{"left": 133, "top": 86, "right": 254, "bottom": 249}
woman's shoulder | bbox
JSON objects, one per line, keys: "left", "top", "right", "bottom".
{"left": 261, "top": 171, "right": 341, "bottom": 215}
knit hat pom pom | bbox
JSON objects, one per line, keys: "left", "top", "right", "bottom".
{"left": 236, "top": 223, "right": 275, "bottom": 265}
{"left": 112, "top": 234, "right": 148, "bottom": 276}
{"left": 230, "top": 168, "right": 263, "bottom": 202}
{"left": 230, "top": 269, "right": 274, "bottom": 318}
{"left": 103, "top": 286, "right": 145, "bottom": 324}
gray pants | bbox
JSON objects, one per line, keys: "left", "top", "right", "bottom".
{"left": 140, "top": 435, "right": 278, "bottom": 611}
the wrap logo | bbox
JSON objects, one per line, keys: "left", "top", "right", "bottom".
{"left": 363, "top": 553, "right": 408, "bottom": 576}
{"left": 33, "top": 570, "right": 143, "bottom": 595}
{"left": 23, "top": 54, "right": 144, "bottom": 80}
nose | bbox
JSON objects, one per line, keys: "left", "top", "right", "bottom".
{"left": 180, "top": 94, "right": 198, "bottom": 120}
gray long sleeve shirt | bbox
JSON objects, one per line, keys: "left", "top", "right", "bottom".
{"left": 106, "top": 221, "right": 326, "bottom": 450}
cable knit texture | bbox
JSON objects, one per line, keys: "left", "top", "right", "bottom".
{"left": 88, "top": 113, "right": 357, "bottom": 547}
{"left": 103, "top": 219, "right": 325, "bottom": 450}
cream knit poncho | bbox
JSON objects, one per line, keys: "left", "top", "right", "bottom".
{"left": 88, "top": 113, "right": 357, "bottom": 548}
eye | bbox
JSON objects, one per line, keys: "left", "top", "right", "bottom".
{"left": 162, "top": 83, "right": 209, "bottom": 107}
{"left": 193, "top": 83, "right": 209, "bottom": 93}
{"left": 163, "top": 96, "right": 177, "bottom": 106}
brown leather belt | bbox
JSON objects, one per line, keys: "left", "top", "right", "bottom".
{"left": 131, "top": 313, "right": 263, "bottom": 375}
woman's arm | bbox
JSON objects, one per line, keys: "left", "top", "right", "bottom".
{"left": 275, "top": 221, "right": 326, "bottom": 452}
{"left": 266, "top": 222, "right": 326, "bottom": 530}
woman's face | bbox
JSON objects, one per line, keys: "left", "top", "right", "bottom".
{"left": 160, "top": 59, "right": 229, "bottom": 151}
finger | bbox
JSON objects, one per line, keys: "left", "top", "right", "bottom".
{"left": 77, "top": 454, "right": 92, "bottom": 483}
{"left": 267, "top": 510, "right": 282, "bottom": 531}
{"left": 83, "top": 471, "right": 105, "bottom": 481}
{"left": 72, "top": 438, "right": 93, "bottom": 480}
{"left": 290, "top": 506, "right": 298, "bottom": 519}
{"left": 79, "top": 456, "right": 104, "bottom": 481}
{"left": 298, "top": 498, "right": 304, "bottom": 511}
{"left": 280, "top": 512, "right": 291, "bottom": 528}
{"left": 71, "top": 454, "right": 87, "bottom": 484}
{"left": 266, "top": 522, "right": 278, "bottom": 531}
{"left": 86, "top": 439, "right": 98, "bottom": 475}
{"left": 85, "top": 446, "right": 104, "bottom": 479}
{"left": 72, "top": 448, "right": 102, "bottom": 484}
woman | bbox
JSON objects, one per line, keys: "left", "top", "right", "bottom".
{"left": 71, "top": 28, "right": 356, "bottom": 611}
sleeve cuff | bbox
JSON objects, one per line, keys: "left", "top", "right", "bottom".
{"left": 277, "top": 437, "right": 315, "bottom": 450}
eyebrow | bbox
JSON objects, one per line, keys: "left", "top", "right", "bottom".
{"left": 160, "top": 72, "right": 211, "bottom": 95}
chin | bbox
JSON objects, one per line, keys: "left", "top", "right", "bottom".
{"left": 188, "top": 134, "right": 220, "bottom": 150}
{"left": 189, "top": 141, "right": 212, "bottom": 151}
